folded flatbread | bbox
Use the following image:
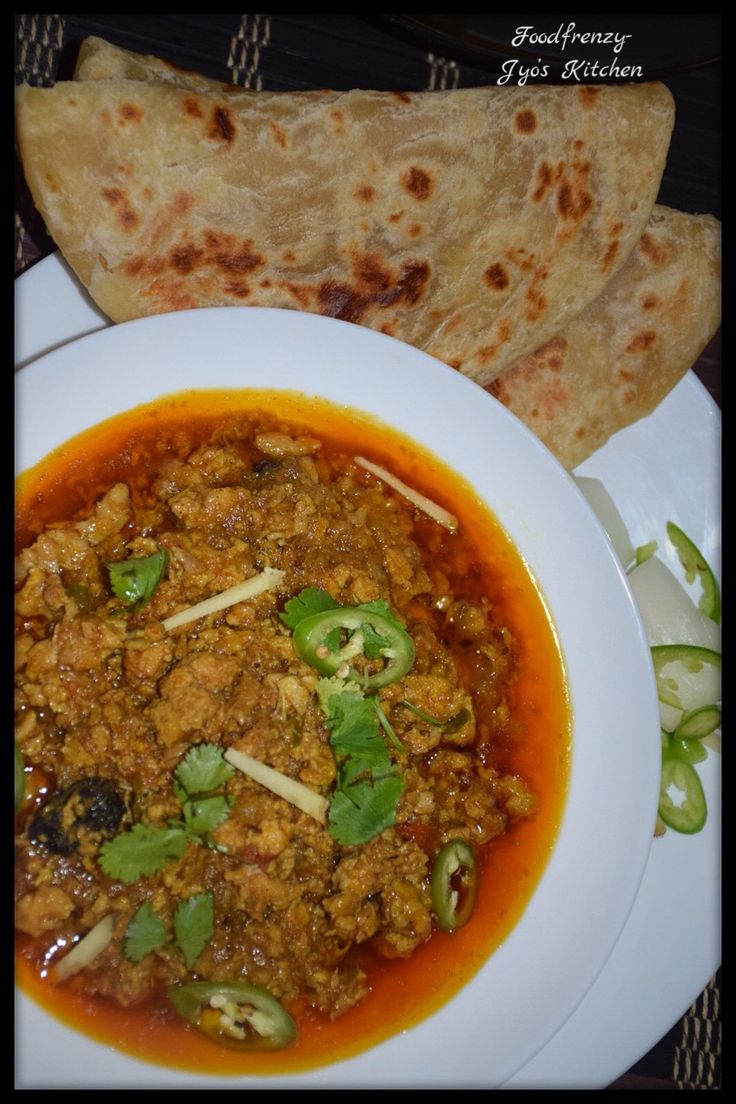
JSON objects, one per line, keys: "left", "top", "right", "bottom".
{"left": 16, "top": 61, "right": 674, "bottom": 385}
{"left": 488, "top": 205, "right": 721, "bottom": 468}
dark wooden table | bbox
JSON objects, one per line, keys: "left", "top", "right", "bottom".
{"left": 14, "top": 13, "right": 721, "bottom": 1090}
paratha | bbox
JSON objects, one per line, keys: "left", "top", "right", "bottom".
{"left": 15, "top": 71, "right": 674, "bottom": 385}
{"left": 67, "top": 38, "right": 720, "bottom": 468}
{"left": 489, "top": 206, "right": 721, "bottom": 468}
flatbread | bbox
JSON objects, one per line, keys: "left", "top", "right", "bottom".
{"left": 489, "top": 206, "right": 721, "bottom": 468}
{"left": 74, "top": 34, "right": 241, "bottom": 92}
{"left": 16, "top": 68, "right": 674, "bottom": 385}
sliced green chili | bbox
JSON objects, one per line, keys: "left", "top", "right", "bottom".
{"left": 650, "top": 644, "right": 721, "bottom": 711}
{"left": 167, "top": 980, "right": 296, "bottom": 1050}
{"left": 430, "top": 839, "right": 478, "bottom": 932}
{"left": 674, "top": 705, "right": 721, "bottom": 741}
{"left": 293, "top": 606, "right": 415, "bottom": 689}
{"left": 658, "top": 757, "right": 707, "bottom": 834}
{"left": 666, "top": 521, "right": 721, "bottom": 624}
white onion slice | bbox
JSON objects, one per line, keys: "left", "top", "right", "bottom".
{"left": 628, "top": 557, "right": 721, "bottom": 652}
{"left": 574, "top": 476, "right": 635, "bottom": 568}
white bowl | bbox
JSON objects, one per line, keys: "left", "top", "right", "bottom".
{"left": 15, "top": 307, "right": 661, "bottom": 1089}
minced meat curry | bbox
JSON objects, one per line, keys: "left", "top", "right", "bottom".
{"left": 15, "top": 391, "right": 569, "bottom": 1073}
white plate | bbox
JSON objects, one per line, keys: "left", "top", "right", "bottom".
{"left": 14, "top": 255, "right": 719, "bottom": 1089}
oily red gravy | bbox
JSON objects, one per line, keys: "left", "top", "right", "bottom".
{"left": 15, "top": 390, "right": 570, "bottom": 1075}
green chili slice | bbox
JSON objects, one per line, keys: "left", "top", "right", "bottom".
{"left": 664, "top": 733, "right": 708, "bottom": 766}
{"left": 293, "top": 607, "right": 415, "bottom": 689}
{"left": 674, "top": 705, "right": 721, "bottom": 741}
{"left": 666, "top": 521, "right": 721, "bottom": 624}
{"left": 430, "top": 839, "right": 478, "bottom": 932}
{"left": 167, "top": 980, "right": 296, "bottom": 1050}
{"left": 658, "top": 757, "right": 707, "bottom": 834}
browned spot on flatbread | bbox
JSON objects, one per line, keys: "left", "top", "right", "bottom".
{"left": 388, "top": 211, "right": 404, "bottom": 223}
{"left": 281, "top": 281, "right": 314, "bottom": 308}
{"left": 447, "top": 358, "right": 462, "bottom": 370}
{"left": 260, "top": 278, "right": 272, "bottom": 288}
{"left": 210, "top": 237, "right": 262, "bottom": 274}
{"left": 488, "top": 377, "right": 508, "bottom": 402}
{"left": 578, "top": 86, "right": 601, "bottom": 107}
{"left": 484, "top": 263, "right": 509, "bottom": 291}
{"left": 146, "top": 277, "right": 197, "bottom": 313}
{"left": 355, "top": 184, "right": 375, "bottom": 203}
{"left": 282, "top": 250, "right": 296, "bottom": 263}
{"left": 209, "top": 105, "right": 235, "bottom": 143}
{"left": 183, "top": 96, "right": 203, "bottom": 118}
{"left": 641, "top": 293, "right": 659, "bottom": 310}
{"left": 639, "top": 233, "right": 668, "bottom": 266}
{"left": 270, "top": 122, "right": 288, "bottom": 148}
{"left": 601, "top": 240, "right": 619, "bottom": 271}
{"left": 101, "top": 187, "right": 139, "bottom": 231}
{"left": 618, "top": 368, "right": 635, "bottom": 381}
{"left": 122, "top": 230, "right": 264, "bottom": 286}
{"left": 408, "top": 223, "right": 423, "bottom": 238}
{"left": 530, "top": 336, "right": 567, "bottom": 371}
{"left": 224, "top": 281, "right": 250, "bottom": 297}
{"left": 118, "top": 103, "right": 143, "bottom": 124}
{"left": 317, "top": 253, "right": 430, "bottom": 324}
{"left": 504, "top": 247, "right": 535, "bottom": 272}
{"left": 477, "top": 320, "right": 514, "bottom": 365}
{"left": 169, "top": 244, "right": 203, "bottom": 274}
{"left": 401, "top": 167, "right": 433, "bottom": 201}
{"left": 330, "top": 108, "right": 345, "bottom": 132}
{"left": 515, "top": 109, "right": 537, "bottom": 134}
{"left": 392, "top": 91, "right": 412, "bottom": 104}
{"left": 524, "top": 267, "right": 549, "bottom": 322}
{"left": 626, "top": 330, "right": 656, "bottom": 353}
{"left": 556, "top": 164, "right": 592, "bottom": 223}
{"left": 532, "top": 161, "right": 554, "bottom": 203}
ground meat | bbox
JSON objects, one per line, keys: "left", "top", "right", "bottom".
{"left": 16, "top": 886, "right": 74, "bottom": 936}
{"left": 15, "top": 425, "right": 537, "bottom": 1027}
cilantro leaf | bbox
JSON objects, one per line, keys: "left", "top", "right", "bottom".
{"left": 174, "top": 743, "right": 234, "bottom": 797}
{"left": 124, "top": 901, "right": 168, "bottom": 963}
{"left": 173, "top": 892, "right": 214, "bottom": 969}
{"left": 106, "top": 548, "right": 169, "bottom": 611}
{"left": 98, "top": 823, "right": 188, "bottom": 884}
{"left": 315, "top": 675, "right": 362, "bottom": 713}
{"left": 327, "top": 692, "right": 385, "bottom": 759}
{"left": 360, "top": 621, "right": 391, "bottom": 660}
{"left": 324, "top": 625, "right": 342, "bottom": 653}
{"left": 356, "top": 599, "right": 406, "bottom": 628}
{"left": 181, "top": 794, "right": 232, "bottom": 837}
{"left": 279, "top": 587, "right": 339, "bottom": 630}
{"left": 328, "top": 772, "right": 404, "bottom": 846}
{"left": 314, "top": 676, "right": 404, "bottom": 844}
